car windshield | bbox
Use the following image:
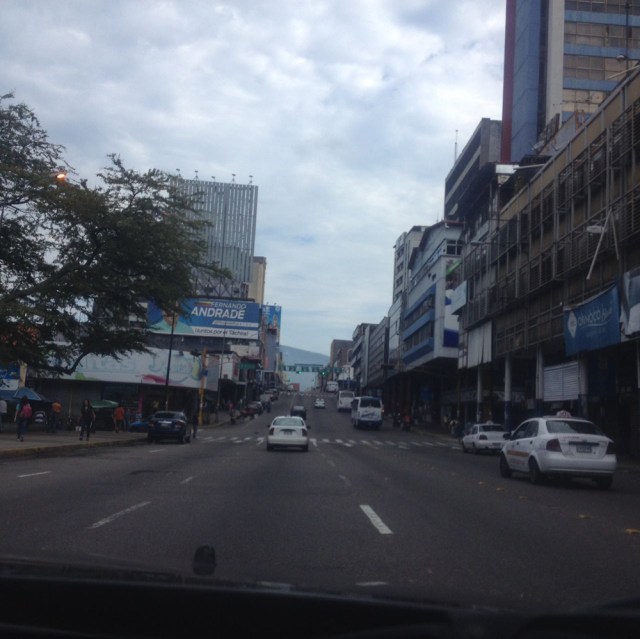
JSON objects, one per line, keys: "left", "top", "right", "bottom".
{"left": 3, "top": 0, "right": 640, "bottom": 622}
{"left": 546, "top": 420, "right": 605, "bottom": 436}
{"left": 273, "top": 418, "right": 303, "bottom": 427}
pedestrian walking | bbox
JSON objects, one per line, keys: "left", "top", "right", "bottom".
{"left": 112, "top": 403, "right": 126, "bottom": 433}
{"left": 49, "top": 399, "right": 62, "bottom": 432}
{"left": 79, "top": 399, "right": 95, "bottom": 441}
{"left": 0, "top": 397, "right": 7, "bottom": 433}
{"left": 15, "top": 395, "right": 32, "bottom": 441}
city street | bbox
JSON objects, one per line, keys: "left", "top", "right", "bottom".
{"left": 0, "top": 394, "right": 639, "bottom": 612}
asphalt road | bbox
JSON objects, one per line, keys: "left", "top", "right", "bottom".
{"left": 0, "top": 393, "right": 639, "bottom": 612}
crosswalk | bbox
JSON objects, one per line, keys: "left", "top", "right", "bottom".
{"left": 198, "top": 434, "right": 459, "bottom": 450}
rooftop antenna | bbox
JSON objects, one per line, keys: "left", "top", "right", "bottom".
{"left": 194, "top": 170, "right": 199, "bottom": 180}
{"left": 232, "top": 173, "right": 236, "bottom": 183}
{"left": 211, "top": 176, "right": 215, "bottom": 181}
{"left": 176, "top": 168, "right": 181, "bottom": 178}
{"left": 249, "top": 175, "right": 253, "bottom": 184}
{"left": 454, "top": 130, "right": 458, "bottom": 162}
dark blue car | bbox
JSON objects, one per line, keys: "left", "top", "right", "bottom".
{"left": 147, "top": 411, "right": 192, "bottom": 444}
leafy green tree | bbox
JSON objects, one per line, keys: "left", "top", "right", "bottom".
{"left": 0, "top": 93, "right": 228, "bottom": 374}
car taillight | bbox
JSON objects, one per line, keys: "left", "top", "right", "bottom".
{"left": 479, "top": 434, "right": 487, "bottom": 440}
{"left": 606, "top": 441, "right": 616, "bottom": 455}
{"left": 546, "top": 439, "right": 562, "bottom": 452}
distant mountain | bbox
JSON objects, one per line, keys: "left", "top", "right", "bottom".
{"left": 279, "top": 345, "right": 328, "bottom": 366}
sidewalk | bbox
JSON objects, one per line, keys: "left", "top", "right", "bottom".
{"left": 0, "top": 423, "right": 148, "bottom": 459}
{"left": 0, "top": 417, "right": 236, "bottom": 459}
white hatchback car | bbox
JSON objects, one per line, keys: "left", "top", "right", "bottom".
{"left": 461, "top": 422, "right": 509, "bottom": 454}
{"left": 266, "top": 416, "right": 309, "bottom": 452}
{"left": 499, "top": 416, "right": 616, "bottom": 488}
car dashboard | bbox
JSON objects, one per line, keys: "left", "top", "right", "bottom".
{"left": 0, "top": 567, "right": 638, "bottom": 639}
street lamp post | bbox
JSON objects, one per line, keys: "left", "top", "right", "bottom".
{"left": 163, "top": 309, "right": 177, "bottom": 410}
{"left": 215, "top": 328, "right": 226, "bottom": 421}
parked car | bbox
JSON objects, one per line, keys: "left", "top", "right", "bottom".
{"left": 128, "top": 417, "right": 150, "bottom": 433}
{"left": 246, "top": 401, "right": 263, "bottom": 416}
{"left": 290, "top": 405, "right": 307, "bottom": 419}
{"left": 499, "top": 415, "right": 617, "bottom": 488}
{"left": 461, "top": 422, "right": 509, "bottom": 454}
{"left": 147, "top": 411, "right": 192, "bottom": 444}
{"left": 314, "top": 398, "right": 325, "bottom": 409}
{"left": 266, "top": 416, "right": 309, "bottom": 452}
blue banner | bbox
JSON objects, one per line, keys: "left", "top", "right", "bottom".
{"left": 147, "top": 299, "right": 261, "bottom": 339}
{"left": 563, "top": 286, "right": 620, "bottom": 356}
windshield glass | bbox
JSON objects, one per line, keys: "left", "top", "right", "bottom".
{"left": 2, "top": 0, "right": 639, "bottom": 620}
{"left": 546, "top": 420, "right": 604, "bottom": 436}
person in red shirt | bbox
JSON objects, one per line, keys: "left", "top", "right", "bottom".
{"left": 16, "top": 396, "right": 32, "bottom": 442}
{"left": 112, "top": 404, "right": 126, "bottom": 433}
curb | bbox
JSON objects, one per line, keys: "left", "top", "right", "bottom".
{"left": 0, "top": 436, "right": 148, "bottom": 459}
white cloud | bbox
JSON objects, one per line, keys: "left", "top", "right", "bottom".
{"left": 0, "top": 0, "right": 505, "bottom": 355}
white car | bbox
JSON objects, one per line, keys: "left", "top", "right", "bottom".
{"left": 314, "top": 398, "right": 325, "bottom": 409}
{"left": 461, "top": 423, "right": 508, "bottom": 454}
{"left": 499, "top": 416, "right": 616, "bottom": 488}
{"left": 266, "top": 416, "right": 309, "bottom": 452}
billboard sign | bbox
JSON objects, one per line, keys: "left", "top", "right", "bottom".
{"left": 147, "top": 299, "right": 260, "bottom": 339}
{"left": 563, "top": 285, "right": 620, "bottom": 356}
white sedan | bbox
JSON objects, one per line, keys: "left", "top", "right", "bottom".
{"left": 499, "top": 416, "right": 616, "bottom": 488}
{"left": 266, "top": 416, "right": 309, "bottom": 452}
{"left": 461, "top": 423, "right": 509, "bottom": 454}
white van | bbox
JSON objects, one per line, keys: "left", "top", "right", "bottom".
{"left": 337, "top": 390, "right": 355, "bottom": 412}
{"left": 351, "top": 396, "right": 383, "bottom": 429}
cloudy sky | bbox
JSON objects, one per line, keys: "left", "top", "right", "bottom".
{"left": 1, "top": 0, "right": 506, "bottom": 356}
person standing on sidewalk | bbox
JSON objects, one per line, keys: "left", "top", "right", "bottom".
{"left": 0, "top": 398, "right": 7, "bottom": 433}
{"left": 49, "top": 399, "right": 62, "bottom": 432}
{"left": 112, "top": 403, "right": 125, "bottom": 433}
{"left": 15, "top": 396, "right": 32, "bottom": 442}
{"left": 79, "top": 399, "right": 95, "bottom": 441}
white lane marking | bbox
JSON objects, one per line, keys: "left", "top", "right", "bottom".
{"left": 310, "top": 438, "right": 318, "bottom": 447}
{"left": 181, "top": 476, "right": 195, "bottom": 485}
{"left": 335, "top": 439, "right": 352, "bottom": 447}
{"left": 338, "top": 474, "right": 352, "bottom": 487}
{"left": 360, "top": 505, "right": 393, "bottom": 535}
{"left": 256, "top": 437, "right": 265, "bottom": 446}
{"left": 361, "top": 440, "right": 374, "bottom": 446}
{"left": 321, "top": 438, "right": 331, "bottom": 443}
{"left": 18, "top": 471, "right": 51, "bottom": 478}
{"left": 348, "top": 439, "right": 357, "bottom": 444}
{"left": 89, "top": 501, "right": 151, "bottom": 529}
{"left": 148, "top": 449, "right": 164, "bottom": 454}
{"left": 385, "top": 441, "right": 397, "bottom": 446}
{"left": 373, "top": 440, "right": 383, "bottom": 445}
{"left": 357, "top": 581, "right": 389, "bottom": 587}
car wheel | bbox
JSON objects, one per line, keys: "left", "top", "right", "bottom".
{"left": 499, "top": 454, "right": 512, "bottom": 478}
{"left": 462, "top": 441, "right": 468, "bottom": 453}
{"left": 528, "top": 458, "right": 544, "bottom": 485}
{"left": 266, "top": 443, "right": 273, "bottom": 451}
{"left": 302, "top": 445, "right": 309, "bottom": 452}
{"left": 595, "top": 476, "right": 613, "bottom": 490}
{"left": 472, "top": 443, "right": 478, "bottom": 454}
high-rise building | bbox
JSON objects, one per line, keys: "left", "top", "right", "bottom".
{"left": 248, "top": 256, "right": 266, "bottom": 304}
{"left": 392, "top": 226, "right": 426, "bottom": 303}
{"left": 502, "top": 0, "right": 640, "bottom": 163}
{"left": 175, "top": 177, "right": 258, "bottom": 295}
